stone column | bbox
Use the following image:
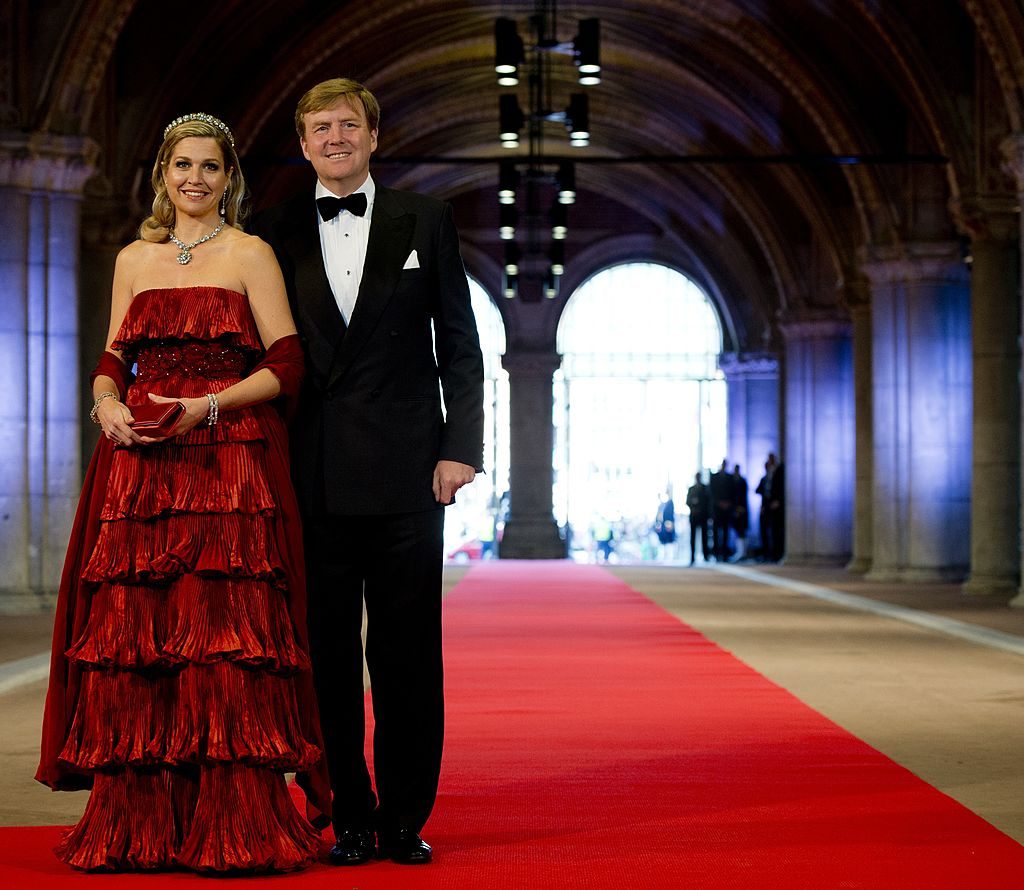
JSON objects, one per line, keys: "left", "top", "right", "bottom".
{"left": 78, "top": 195, "right": 137, "bottom": 470}
{"left": 499, "top": 350, "right": 566, "bottom": 558}
{"left": 0, "top": 131, "right": 97, "bottom": 602}
{"left": 953, "top": 193, "right": 1021, "bottom": 595}
{"left": 779, "top": 319, "right": 854, "bottom": 564}
{"left": 847, "top": 297, "right": 874, "bottom": 573}
{"left": 861, "top": 243, "right": 972, "bottom": 582}
{"left": 718, "top": 352, "right": 780, "bottom": 551}
{"left": 1001, "top": 135, "right": 1024, "bottom": 607}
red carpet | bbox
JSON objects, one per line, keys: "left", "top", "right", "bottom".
{"left": 2, "top": 561, "right": 1022, "bottom": 887}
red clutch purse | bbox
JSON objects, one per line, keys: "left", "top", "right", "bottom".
{"left": 129, "top": 401, "right": 185, "bottom": 437}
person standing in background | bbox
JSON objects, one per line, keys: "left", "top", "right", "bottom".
{"left": 685, "top": 472, "right": 710, "bottom": 565}
{"left": 756, "top": 453, "right": 785, "bottom": 562}
{"left": 654, "top": 489, "right": 677, "bottom": 560}
{"left": 731, "top": 464, "right": 749, "bottom": 561}
{"left": 709, "top": 459, "right": 734, "bottom": 562}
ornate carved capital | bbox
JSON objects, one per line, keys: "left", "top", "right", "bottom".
{"left": 0, "top": 131, "right": 99, "bottom": 194}
{"left": 501, "top": 350, "right": 563, "bottom": 378}
{"left": 858, "top": 241, "right": 966, "bottom": 286}
{"left": 839, "top": 274, "right": 871, "bottom": 318}
{"left": 718, "top": 352, "right": 779, "bottom": 380}
{"left": 950, "top": 192, "right": 1020, "bottom": 243}
{"left": 777, "top": 317, "right": 851, "bottom": 341}
{"left": 999, "top": 132, "right": 1024, "bottom": 194}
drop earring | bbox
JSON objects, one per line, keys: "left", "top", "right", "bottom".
{"left": 219, "top": 189, "right": 227, "bottom": 218}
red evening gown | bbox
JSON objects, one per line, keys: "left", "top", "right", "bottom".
{"left": 36, "top": 286, "right": 329, "bottom": 873}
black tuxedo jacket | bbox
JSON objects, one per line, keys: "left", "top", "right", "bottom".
{"left": 252, "top": 186, "right": 484, "bottom": 516}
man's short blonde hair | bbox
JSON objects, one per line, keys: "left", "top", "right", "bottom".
{"left": 295, "top": 78, "right": 381, "bottom": 139}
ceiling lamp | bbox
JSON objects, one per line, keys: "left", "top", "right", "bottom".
{"left": 493, "top": 1, "right": 601, "bottom": 299}
{"left": 499, "top": 94, "right": 525, "bottom": 148}
{"left": 543, "top": 269, "right": 559, "bottom": 300}
{"left": 550, "top": 203, "right": 568, "bottom": 241}
{"left": 556, "top": 162, "right": 576, "bottom": 204}
{"left": 504, "top": 242, "right": 521, "bottom": 277}
{"left": 565, "top": 94, "right": 589, "bottom": 146}
{"left": 549, "top": 241, "right": 565, "bottom": 277}
{"left": 499, "top": 204, "right": 518, "bottom": 241}
{"left": 495, "top": 18, "right": 525, "bottom": 86}
{"left": 574, "top": 19, "right": 601, "bottom": 85}
{"left": 499, "top": 160, "right": 519, "bottom": 204}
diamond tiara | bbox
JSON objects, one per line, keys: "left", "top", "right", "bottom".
{"left": 163, "top": 113, "right": 235, "bottom": 146}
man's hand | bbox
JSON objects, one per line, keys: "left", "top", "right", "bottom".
{"left": 433, "top": 460, "right": 477, "bottom": 505}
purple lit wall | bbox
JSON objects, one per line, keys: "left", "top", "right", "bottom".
{"left": 0, "top": 138, "right": 92, "bottom": 600}
{"left": 865, "top": 244, "right": 971, "bottom": 581}
{"left": 782, "top": 321, "right": 855, "bottom": 563}
{"left": 720, "top": 353, "right": 780, "bottom": 550}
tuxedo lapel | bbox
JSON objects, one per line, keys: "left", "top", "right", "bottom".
{"left": 280, "top": 198, "right": 346, "bottom": 379}
{"left": 329, "top": 188, "right": 415, "bottom": 388}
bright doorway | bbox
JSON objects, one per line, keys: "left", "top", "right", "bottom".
{"left": 443, "top": 278, "right": 509, "bottom": 562}
{"left": 553, "top": 263, "right": 727, "bottom": 562}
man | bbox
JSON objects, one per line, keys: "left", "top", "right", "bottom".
{"left": 709, "top": 459, "right": 734, "bottom": 562}
{"left": 756, "top": 452, "right": 785, "bottom": 562}
{"left": 731, "top": 464, "right": 749, "bottom": 561}
{"left": 252, "top": 78, "right": 484, "bottom": 867}
{"left": 685, "top": 472, "right": 710, "bottom": 565}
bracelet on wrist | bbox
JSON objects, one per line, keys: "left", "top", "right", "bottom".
{"left": 89, "top": 391, "right": 118, "bottom": 424}
{"left": 206, "top": 392, "right": 220, "bottom": 427}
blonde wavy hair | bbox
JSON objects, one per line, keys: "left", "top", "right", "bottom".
{"left": 139, "top": 116, "right": 247, "bottom": 243}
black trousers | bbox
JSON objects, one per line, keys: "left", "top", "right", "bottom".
{"left": 304, "top": 508, "right": 445, "bottom": 835}
{"left": 689, "top": 517, "right": 708, "bottom": 562}
{"left": 712, "top": 509, "right": 732, "bottom": 561}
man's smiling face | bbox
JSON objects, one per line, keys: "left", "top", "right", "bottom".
{"left": 300, "top": 97, "right": 378, "bottom": 196}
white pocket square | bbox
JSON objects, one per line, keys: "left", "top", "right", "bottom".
{"left": 403, "top": 249, "right": 420, "bottom": 270}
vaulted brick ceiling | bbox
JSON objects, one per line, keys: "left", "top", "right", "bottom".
{"left": 28, "top": 0, "right": 1017, "bottom": 347}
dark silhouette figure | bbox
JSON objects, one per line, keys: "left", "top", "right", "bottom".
{"left": 685, "top": 472, "right": 710, "bottom": 564}
{"left": 732, "top": 464, "right": 749, "bottom": 561}
{"left": 756, "top": 453, "right": 786, "bottom": 562}
{"left": 709, "top": 459, "right": 734, "bottom": 562}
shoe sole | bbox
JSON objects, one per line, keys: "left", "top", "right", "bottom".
{"left": 378, "top": 850, "right": 432, "bottom": 865}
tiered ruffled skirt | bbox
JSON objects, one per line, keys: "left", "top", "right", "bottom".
{"left": 56, "top": 403, "right": 322, "bottom": 873}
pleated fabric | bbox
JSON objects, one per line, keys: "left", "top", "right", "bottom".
{"left": 48, "top": 287, "right": 323, "bottom": 873}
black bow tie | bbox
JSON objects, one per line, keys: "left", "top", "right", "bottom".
{"left": 316, "top": 192, "right": 368, "bottom": 220}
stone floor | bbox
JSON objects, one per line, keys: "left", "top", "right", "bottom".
{"left": 2, "top": 562, "right": 1022, "bottom": 845}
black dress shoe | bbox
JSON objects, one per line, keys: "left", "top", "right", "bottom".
{"left": 329, "top": 829, "right": 377, "bottom": 865}
{"left": 377, "top": 828, "right": 432, "bottom": 864}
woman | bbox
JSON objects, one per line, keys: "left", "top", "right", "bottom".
{"left": 36, "top": 113, "right": 330, "bottom": 873}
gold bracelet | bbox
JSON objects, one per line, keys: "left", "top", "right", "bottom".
{"left": 89, "top": 391, "right": 118, "bottom": 424}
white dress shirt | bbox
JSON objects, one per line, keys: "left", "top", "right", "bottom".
{"left": 315, "top": 175, "right": 375, "bottom": 325}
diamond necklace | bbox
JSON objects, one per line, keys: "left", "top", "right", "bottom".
{"left": 168, "top": 217, "right": 226, "bottom": 265}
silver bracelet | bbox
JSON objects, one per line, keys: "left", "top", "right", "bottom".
{"left": 89, "top": 391, "right": 118, "bottom": 424}
{"left": 206, "top": 392, "right": 219, "bottom": 426}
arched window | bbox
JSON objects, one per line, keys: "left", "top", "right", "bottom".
{"left": 554, "top": 262, "right": 727, "bottom": 560}
{"left": 443, "top": 278, "right": 509, "bottom": 560}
